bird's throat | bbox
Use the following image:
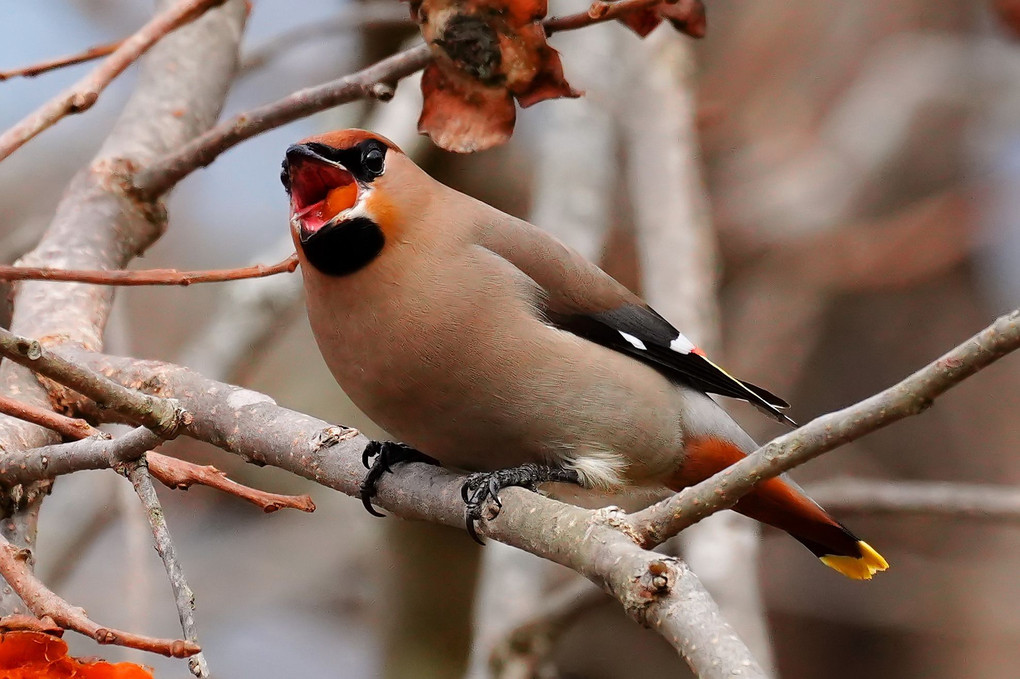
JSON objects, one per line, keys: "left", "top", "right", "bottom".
{"left": 299, "top": 217, "right": 385, "bottom": 277}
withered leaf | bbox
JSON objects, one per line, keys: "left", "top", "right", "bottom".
{"left": 411, "top": 0, "right": 579, "bottom": 152}
{"left": 617, "top": 0, "right": 707, "bottom": 39}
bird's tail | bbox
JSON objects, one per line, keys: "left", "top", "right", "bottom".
{"left": 669, "top": 437, "right": 889, "bottom": 580}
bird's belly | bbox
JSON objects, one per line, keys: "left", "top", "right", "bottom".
{"left": 302, "top": 256, "right": 682, "bottom": 482}
{"left": 324, "top": 336, "right": 555, "bottom": 470}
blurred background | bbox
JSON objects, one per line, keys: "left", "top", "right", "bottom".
{"left": 1, "top": 0, "right": 1019, "bottom": 676}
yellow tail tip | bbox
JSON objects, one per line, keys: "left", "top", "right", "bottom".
{"left": 819, "top": 541, "right": 890, "bottom": 580}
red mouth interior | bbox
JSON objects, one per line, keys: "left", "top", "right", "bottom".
{"left": 289, "top": 159, "right": 358, "bottom": 235}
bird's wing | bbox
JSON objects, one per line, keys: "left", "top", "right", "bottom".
{"left": 477, "top": 215, "right": 794, "bottom": 424}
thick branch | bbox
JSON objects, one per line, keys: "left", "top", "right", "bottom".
{"left": 0, "top": 327, "right": 189, "bottom": 437}
{"left": 0, "top": 0, "right": 227, "bottom": 162}
{"left": 0, "top": 385, "right": 313, "bottom": 512}
{"left": 629, "top": 310, "right": 1020, "bottom": 546}
{"left": 0, "top": 534, "right": 199, "bottom": 657}
{"left": 36, "top": 310, "right": 1016, "bottom": 673}
{"left": 127, "top": 460, "right": 208, "bottom": 676}
{"left": 807, "top": 479, "right": 1020, "bottom": 521}
{"left": 0, "top": 254, "right": 297, "bottom": 286}
{"left": 0, "top": 0, "right": 246, "bottom": 621}
{"left": 70, "top": 352, "right": 765, "bottom": 678}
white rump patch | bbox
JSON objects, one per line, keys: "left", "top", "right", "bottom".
{"left": 619, "top": 331, "right": 647, "bottom": 351}
{"left": 561, "top": 449, "right": 628, "bottom": 490}
{"left": 669, "top": 333, "right": 696, "bottom": 354}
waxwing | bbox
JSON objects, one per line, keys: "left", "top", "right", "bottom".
{"left": 281, "top": 129, "right": 888, "bottom": 579}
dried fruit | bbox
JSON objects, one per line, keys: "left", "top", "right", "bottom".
{"left": 0, "top": 631, "right": 154, "bottom": 678}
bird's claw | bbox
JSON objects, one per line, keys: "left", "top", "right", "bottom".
{"left": 459, "top": 464, "right": 581, "bottom": 545}
{"left": 359, "top": 441, "right": 437, "bottom": 517}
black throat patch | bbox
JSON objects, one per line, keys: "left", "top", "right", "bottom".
{"left": 300, "top": 217, "right": 385, "bottom": 277}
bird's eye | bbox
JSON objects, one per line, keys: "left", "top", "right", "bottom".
{"left": 363, "top": 146, "right": 385, "bottom": 176}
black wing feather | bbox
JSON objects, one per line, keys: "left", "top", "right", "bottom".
{"left": 548, "top": 305, "right": 794, "bottom": 425}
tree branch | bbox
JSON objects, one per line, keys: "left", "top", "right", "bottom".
{"left": 0, "top": 40, "right": 123, "bottom": 81}
{"left": 147, "top": 452, "right": 316, "bottom": 513}
{"left": 0, "top": 254, "right": 297, "bottom": 287}
{"left": 0, "top": 0, "right": 228, "bottom": 162}
{"left": 629, "top": 309, "right": 1020, "bottom": 546}
{"left": 132, "top": 0, "right": 696, "bottom": 199}
{"left": 806, "top": 479, "right": 1020, "bottom": 521}
{"left": 4, "top": 314, "right": 1012, "bottom": 675}
{"left": 0, "top": 0, "right": 247, "bottom": 617}
{"left": 67, "top": 351, "right": 766, "bottom": 678}
{"left": 0, "top": 533, "right": 200, "bottom": 658}
{"left": 126, "top": 459, "right": 208, "bottom": 677}
{"left": 0, "top": 365, "right": 313, "bottom": 513}
{"left": 131, "top": 43, "right": 432, "bottom": 199}
{"left": 0, "top": 327, "right": 189, "bottom": 437}
{"left": 0, "top": 395, "right": 104, "bottom": 441}
{"left": 0, "top": 427, "right": 160, "bottom": 487}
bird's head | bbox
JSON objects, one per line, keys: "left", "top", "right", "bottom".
{"left": 281, "top": 129, "right": 410, "bottom": 276}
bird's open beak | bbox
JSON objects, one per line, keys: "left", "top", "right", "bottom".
{"left": 284, "top": 144, "right": 360, "bottom": 243}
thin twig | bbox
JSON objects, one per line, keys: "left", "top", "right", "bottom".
{"left": 132, "top": 0, "right": 685, "bottom": 198}
{"left": 0, "top": 327, "right": 189, "bottom": 437}
{"left": 0, "top": 253, "right": 298, "bottom": 287}
{"left": 545, "top": 0, "right": 669, "bottom": 34}
{"left": 0, "top": 40, "right": 123, "bottom": 81}
{"left": 131, "top": 43, "right": 432, "bottom": 198}
{"left": 0, "top": 533, "right": 199, "bottom": 657}
{"left": 0, "top": 427, "right": 161, "bottom": 487}
{"left": 240, "top": 2, "right": 411, "bottom": 73}
{"left": 0, "top": 395, "right": 105, "bottom": 440}
{"left": 147, "top": 452, "right": 316, "bottom": 513}
{"left": 807, "top": 479, "right": 1020, "bottom": 521}
{"left": 629, "top": 309, "right": 1020, "bottom": 546}
{"left": 0, "top": 388, "right": 314, "bottom": 512}
{"left": 126, "top": 459, "right": 208, "bottom": 676}
{"left": 0, "top": 0, "right": 228, "bottom": 163}
{"left": 0, "top": 613, "right": 63, "bottom": 633}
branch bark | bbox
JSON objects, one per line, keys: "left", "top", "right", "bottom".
{"left": 8, "top": 304, "right": 1009, "bottom": 676}
{"left": 0, "top": 0, "right": 247, "bottom": 616}
{"left": 68, "top": 350, "right": 767, "bottom": 678}
{"left": 0, "top": 0, "right": 229, "bottom": 162}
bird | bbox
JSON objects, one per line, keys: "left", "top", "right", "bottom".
{"left": 281, "top": 128, "right": 889, "bottom": 580}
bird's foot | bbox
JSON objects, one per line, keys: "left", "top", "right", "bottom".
{"left": 460, "top": 464, "right": 580, "bottom": 544}
{"left": 360, "top": 441, "right": 438, "bottom": 517}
